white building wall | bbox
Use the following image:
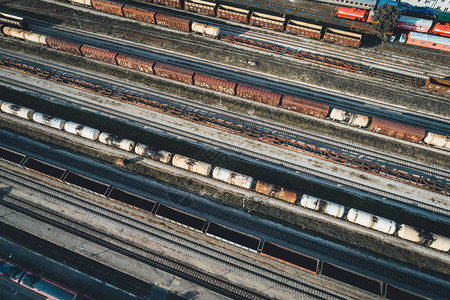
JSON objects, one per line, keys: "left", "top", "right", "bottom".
{"left": 398, "top": 0, "right": 450, "bottom": 12}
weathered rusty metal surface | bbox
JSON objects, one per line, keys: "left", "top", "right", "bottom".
{"left": 116, "top": 54, "right": 154, "bottom": 74}
{"left": 249, "top": 12, "right": 285, "bottom": 31}
{"left": 426, "top": 77, "right": 450, "bottom": 93}
{"left": 155, "top": 13, "right": 191, "bottom": 32}
{"left": 285, "top": 20, "right": 322, "bottom": 39}
{"left": 216, "top": 4, "right": 250, "bottom": 23}
{"left": 281, "top": 95, "right": 330, "bottom": 119}
{"left": 46, "top": 37, "right": 83, "bottom": 56}
{"left": 91, "top": 0, "right": 124, "bottom": 16}
{"left": 80, "top": 45, "right": 118, "bottom": 64}
{"left": 154, "top": 62, "right": 194, "bottom": 84}
{"left": 0, "top": 57, "right": 446, "bottom": 195}
{"left": 236, "top": 84, "right": 282, "bottom": 106}
{"left": 322, "top": 28, "right": 362, "bottom": 48}
{"left": 185, "top": 0, "right": 217, "bottom": 16}
{"left": 122, "top": 5, "right": 157, "bottom": 24}
{"left": 153, "top": 0, "right": 182, "bottom": 9}
{"left": 194, "top": 73, "right": 236, "bottom": 94}
{"left": 368, "top": 117, "right": 426, "bottom": 143}
{"left": 255, "top": 180, "right": 297, "bottom": 203}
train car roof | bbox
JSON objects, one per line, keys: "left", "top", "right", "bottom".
{"left": 408, "top": 31, "right": 450, "bottom": 44}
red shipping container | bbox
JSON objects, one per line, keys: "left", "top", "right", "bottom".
{"left": 116, "top": 54, "right": 154, "bottom": 74}
{"left": 368, "top": 117, "right": 426, "bottom": 143}
{"left": 122, "top": 5, "right": 156, "bottom": 24}
{"left": 91, "top": 0, "right": 124, "bottom": 16}
{"left": 194, "top": 73, "right": 236, "bottom": 95}
{"left": 280, "top": 95, "right": 330, "bottom": 119}
{"left": 155, "top": 13, "right": 191, "bottom": 32}
{"left": 154, "top": 62, "right": 194, "bottom": 84}
{"left": 236, "top": 84, "right": 282, "bottom": 106}
{"left": 46, "top": 37, "right": 83, "bottom": 56}
{"left": 80, "top": 45, "right": 118, "bottom": 64}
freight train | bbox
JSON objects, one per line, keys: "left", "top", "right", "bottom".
{"left": 0, "top": 143, "right": 443, "bottom": 299}
{"left": 68, "top": 0, "right": 364, "bottom": 48}
{"left": 2, "top": 25, "right": 449, "bottom": 149}
{"left": 2, "top": 100, "right": 449, "bottom": 254}
{"left": 0, "top": 257, "right": 91, "bottom": 299}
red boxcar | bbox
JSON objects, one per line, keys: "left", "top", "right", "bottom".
{"left": 80, "top": 45, "right": 118, "bottom": 64}
{"left": 91, "top": 0, "right": 124, "bottom": 16}
{"left": 116, "top": 54, "right": 154, "bottom": 74}
{"left": 122, "top": 5, "right": 156, "bottom": 24}
{"left": 184, "top": 0, "right": 217, "bottom": 16}
{"left": 368, "top": 117, "right": 426, "bottom": 143}
{"left": 154, "top": 62, "right": 194, "bottom": 84}
{"left": 155, "top": 13, "right": 192, "bottom": 32}
{"left": 236, "top": 84, "right": 282, "bottom": 106}
{"left": 216, "top": 4, "right": 250, "bottom": 24}
{"left": 46, "top": 37, "right": 83, "bottom": 56}
{"left": 335, "top": 7, "right": 371, "bottom": 22}
{"left": 249, "top": 12, "right": 285, "bottom": 31}
{"left": 153, "top": 0, "right": 182, "bottom": 9}
{"left": 280, "top": 96, "right": 330, "bottom": 119}
{"left": 285, "top": 20, "right": 322, "bottom": 40}
{"left": 194, "top": 73, "right": 236, "bottom": 95}
{"left": 322, "top": 28, "right": 362, "bottom": 48}
{"left": 430, "top": 22, "right": 450, "bottom": 37}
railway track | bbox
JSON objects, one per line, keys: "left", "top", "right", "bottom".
{"left": 2, "top": 71, "right": 449, "bottom": 185}
{"left": 0, "top": 51, "right": 450, "bottom": 207}
{"left": 28, "top": 21, "right": 450, "bottom": 136}
{"left": 1, "top": 154, "right": 448, "bottom": 299}
{"left": 0, "top": 168, "right": 343, "bottom": 300}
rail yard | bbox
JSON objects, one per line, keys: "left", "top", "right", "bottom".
{"left": 0, "top": 0, "right": 449, "bottom": 299}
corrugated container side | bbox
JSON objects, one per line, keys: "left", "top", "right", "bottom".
{"left": 368, "top": 117, "right": 426, "bottom": 142}
{"left": 216, "top": 4, "right": 249, "bottom": 23}
{"left": 153, "top": 0, "right": 182, "bottom": 8}
{"left": 185, "top": 0, "right": 217, "bottom": 16}
{"left": 80, "top": 45, "right": 118, "bottom": 64}
{"left": 116, "top": 54, "right": 154, "bottom": 74}
{"left": 285, "top": 20, "right": 322, "bottom": 39}
{"left": 122, "top": 5, "right": 157, "bottom": 24}
{"left": 154, "top": 62, "right": 194, "bottom": 84}
{"left": 236, "top": 84, "right": 282, "bottom": 106}
{"left": 46, "top": 37, "right": 83, "bottom": 56}
{"left": 194, "top": 73, "right": 236, "bottom": 94}
{"left": 280, "top": 95, "right": 329, "bottom": 119}
{"left": 155, "top": 13, "right": 191, "bottom": 32}
{"left": 91, "top": 0, "right": 124, "bottom": 16}
{"left": 249, "top": 12, "right": 285, "bottom": 31}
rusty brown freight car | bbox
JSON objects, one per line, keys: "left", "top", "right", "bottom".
{"left": 236, "top": 84, "right": 282, "bottom": 106}
{"left": 46, "top": 37, "right": 83, "bottom": 56}
{"left": 322, "top": 28, "right": 362, "bottom": 48}
{"left": 250, "top": 12, "right": 285, "bottom": 31}
{"left": 255, "top": 181, "right": 297, "bottom": 203}
{"left": 194, "top": 73, "right": 236, "bottom": 95}
{"left": 285, "top": 20, "right": 323, "bottom": 40}
{"left": 216, "top": 5, "right": 250, "bottom": 23}
{"left": 116, "top": 54, "right": 154, "bottom": 74}
{"left": 368, "top": 117, "right": 426, "bottom": 143}
{"left": 280, "top": 96, "right": 330, "bottom": 119}
{"left": 154, "top": 62, "right": 194, "bottom": 84}
{"left": 91, "top": 0, "right": 124, "bottom": 16}
{"left": 155, "top": 13, "right": 192, "bottom": 32}
{"left": 185, "top": 0, "right": 217, "bottom": 16}
{"left": 153, "top": 0, "right": 182, "bottom": 9}
{"left": 426, "top": 77, "right": 450, "bottom": 93}
{"left": 80, "top": 45, "right": 118, "bottom": 64}
{"left": 122, "top": 5, "right": 156, "bottom": 24}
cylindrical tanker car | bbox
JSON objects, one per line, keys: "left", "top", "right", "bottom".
{"left": 397, "top": 224, "right": 450, "bottom": 252}
{"left": 1, "top": 102, "right": 35, "bottom": 120}
{"left": 255, "top": 180, "right": 297, "bottom": 203}
{"left": 212, "top": 167, "right": 253, "bottom": 189}
{"left": 346, "top": 209, "right": 396, "bottom": 235}
{"left": 32, "top": 112, "right": 66, "bottom": 130}
{"left": 134, "top": 143, "right": 172, "bottom": 164}
{"left": 64, "top": 121, "right": 101, "bottom": 140}
{"left": 99, "top": 132, "right": 135, "bottom": 152}
{"left": 172, "top": 154, "right": 212, "bottom": 176}
{"left": 300, "top": 194, "right": 345, "bottom": 218}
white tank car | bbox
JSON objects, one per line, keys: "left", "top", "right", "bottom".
{"left": 134, "top": 143, "right": 172, "bottom": 164}
{"left": 23, "top": 31, "right": 47, "bottom": 44}
{"left": 347, "top": 114, "right": 369, "bottom": 127}
{"left": 205, "top": 25, "right": 220, "bottom": 37}
{"left": 191, "top": 22, "right": 220, "bottom": 38}
{"left": 300, "top": 194, "right": 345, "bottom": 218}
{"left": 64, "top": 121, "right": 100, "bottom": 140}
{"left": 397, "top": 224, "right": 450, "bottom": 252}
{"left": 72, "top": 0, "right": 92, "bottom": 5}
{"left": 191, "top": 22, "right": 207, "bottom": 35}
{"left": 32, "top": 112, "right": 66, "bottom": 130}
{"left": 171, "top": 154, "right": 212, "bottom": 176}
{"left": 346, "top": 209, "right": 396, "bottom": 234}
{"left": 212, "top": 167, "right": 253, "bottom": 189}
{"left": 329, "top": 108, "right": 346, "bottom": 121}
{"left": 445, "top": 141, "right": 450, "bottom": 149}
{"left": 424, "top": 133, "right": 447, "bottom": 147}
{"left": 99, "top": 132, "right": 135, "bottom": 152}
{"left": 2, "top": 26, "right": 25, "bottom": 39}
{"left": 1, "top": 102, "right": 35, "bottom": 120}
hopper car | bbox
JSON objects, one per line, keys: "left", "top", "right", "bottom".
{"left": 2, "top": 104, "right": 449, "bottom": 254}
{"left": 0, "top": 257, "right": 91, "bottom": 299}
{"left": 0, "top": 141, "right": 442, "bottom": 299}
{"left": 1, "top": 26, "right": 450, "bottom": 148}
